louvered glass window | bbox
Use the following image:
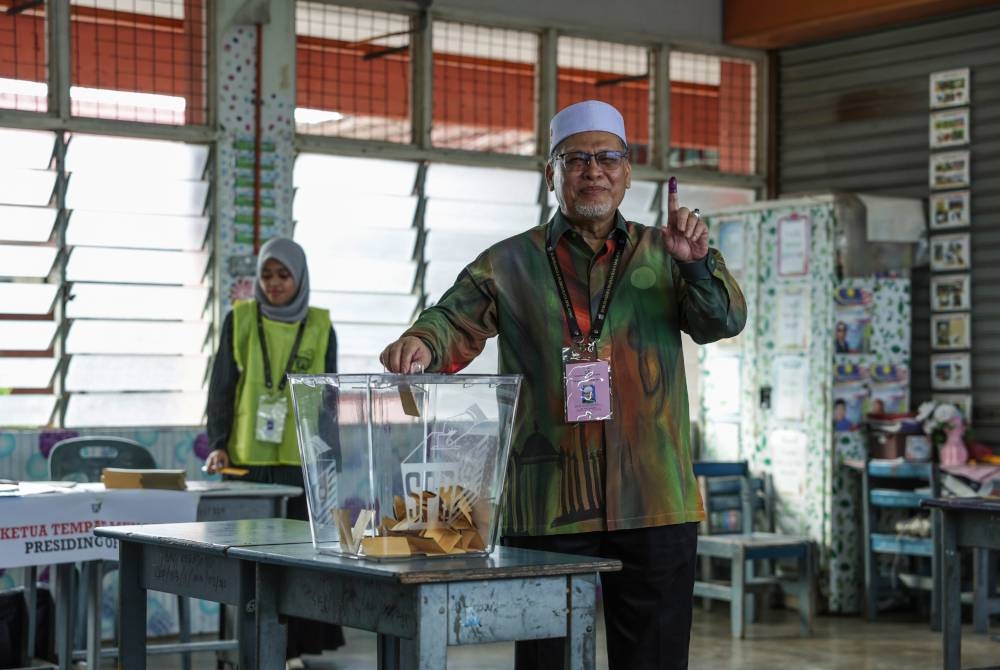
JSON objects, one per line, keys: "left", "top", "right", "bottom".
{"left": 293, "top": 153, "right": 419, "bottom": 373}
{"left": 0, "top": 129, "right": 59, "bottom": 426}
{"left": 424, "top": 163, "right": 542, "bottom": 374}
{"left": 62, "top": 134, "right": 211, "bottom": 427}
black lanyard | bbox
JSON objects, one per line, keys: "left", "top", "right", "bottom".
{"left": 256, "top": 304, "right": 307, "bottom": 392}
{"left": 545, "top": 226, "right": 627, "bottom": 343}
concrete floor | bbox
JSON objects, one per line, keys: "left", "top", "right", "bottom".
{"left": 127, "top": 605, "right": 1000, "bottom": 670}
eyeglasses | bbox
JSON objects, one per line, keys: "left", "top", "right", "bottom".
{"left": 554, "top": 150, "right": 629, "bottom": 173}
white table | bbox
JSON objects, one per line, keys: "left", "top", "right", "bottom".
{"left": 1, "top": 480, "right": 301, "bottom": 669}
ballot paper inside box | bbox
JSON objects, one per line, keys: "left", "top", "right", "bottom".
{"left": 289, "top": 373, "right": 522, "bottom": 560}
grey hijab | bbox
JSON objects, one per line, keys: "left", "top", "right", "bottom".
{"left": 254, "top": 237, "right": 310, "bottom": 323}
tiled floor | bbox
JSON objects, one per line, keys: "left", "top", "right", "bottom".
{"left": 125, "top": 605, "right": 1000, "bottom": 670}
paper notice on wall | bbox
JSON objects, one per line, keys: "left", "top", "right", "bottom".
{"left": 768, "top": 429, "right": 808, "bottom": 498}
{"left": 777, "top": 284, "right": 810, "bottom": 351}
{"left": 777, "top": 214, "right": 810, "bottom": 276}
{"left": 773, "top": 356, "right": 809, "bottom": 421}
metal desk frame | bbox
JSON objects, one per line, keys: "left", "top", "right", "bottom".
{"left": 97, "top": 519, "right": 622, "bottom": 670}
{"left": 923, "top": 496, "right": 1000, "bottom": 670}
{"left": 23, "top": 481, "right": 300, "bottom": 670}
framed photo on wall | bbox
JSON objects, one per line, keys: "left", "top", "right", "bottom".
{"left": 930, "top": 151, "right": 971, "bottom": 190}
{"left": 931, "top": 353, "right": 971, "bottom": 390}
{"left": 931, "top": 312, "right": 971, "bottom": 350}
{"left": 929, "top": 108, "right": 970, "bottom": 148}
{"left": 930, "top": 233, "right": 971, "bottom": 271}
{"left": 929, "top": 68, "right": 971, "bottom": 109}
{"left": 930, "top": 274, "right": 971, "bottom": 312}
{"left": 932, "top": 393, "right": 973, "bottom": 422}
{"left": 929, "top": 190, "right": 970, "bottom": 230}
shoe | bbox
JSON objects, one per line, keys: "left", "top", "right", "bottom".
{"left": 286, "top": 658, "right": 306, "bottom": 670}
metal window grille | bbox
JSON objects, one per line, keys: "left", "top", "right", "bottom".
{"left": 431, "top": 22, "right": 538, "bottom": 155}
{"left": 0, "top": 0, "right": 48, "bottom": 113}
{"left": 670, "top": 52, "right": 756, "bottom": 175}
{"left": 556, "top": 37, "right": 651, "bottom": 164}
{"left": 296, "top": 2, "right": 412, "bottom": 142}
{"left": 70, "top": 0, "right": 208, "bottom": 125}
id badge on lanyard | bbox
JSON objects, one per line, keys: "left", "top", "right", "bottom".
{"left": 547, "top": 227, "right": 626, "bottom": 424}
{"left": 255, "top": 393, "right": 288, "bottom": 443}
{"left": 562, "top": 342, "right": 613, "bottom": 423}
{"left": 254, "top": 304, "right": 306, "bottom": 443}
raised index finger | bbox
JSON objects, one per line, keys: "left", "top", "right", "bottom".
{"left": 667, "top": 176, "right": 679, "bottom": 226}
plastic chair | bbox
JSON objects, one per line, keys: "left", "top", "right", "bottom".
{"left": 48, "top": 436, "right": 155, "bottom": 482}
{"left": 692, "top": 461, "right": 815, "bottom": 638}
{"left": 48, "top": 436, "right": 193, "bottom": 670}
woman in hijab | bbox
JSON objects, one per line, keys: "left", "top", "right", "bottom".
{"left": 205, "top": 236, "right": 345, "bottom": 660}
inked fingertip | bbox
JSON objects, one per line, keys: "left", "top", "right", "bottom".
{"left": 668, "top": 176, "right": 678, "bottom": 193}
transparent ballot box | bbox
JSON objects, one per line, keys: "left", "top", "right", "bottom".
{"left": 289, "top": 373, "right": 522, "bottom": 560}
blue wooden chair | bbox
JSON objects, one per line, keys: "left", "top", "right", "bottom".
{"left": 693, "top": 460, "right": 815, "bottom": 638}
{"left": 48, "top": 436, "right": 193, "bottom": 670}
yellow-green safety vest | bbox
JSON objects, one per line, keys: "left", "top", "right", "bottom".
{"left": 228, "top": 299, "right": 331, "bottom": 465}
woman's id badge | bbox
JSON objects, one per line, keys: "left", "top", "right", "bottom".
{"left": 256, "top": 394, "right": 288, "bottom": 443}
{"left": 562, "top": 351, "right": 613, "bottom": 422}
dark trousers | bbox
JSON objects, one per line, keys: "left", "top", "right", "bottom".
{"left": 231, "top": 465, "right": 345, "bottom": 658}
{"left": 503, "top": 523, "right": 699, "bottom": 670}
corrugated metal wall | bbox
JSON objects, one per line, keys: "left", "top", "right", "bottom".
{"left": 778, "top": 8, "right": 1000, "bottom": 443}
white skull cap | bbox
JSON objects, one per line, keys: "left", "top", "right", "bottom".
{"left": 549, "top": 100, "right": 627, "bottom": 153}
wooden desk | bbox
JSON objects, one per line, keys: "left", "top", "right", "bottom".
{"left": 96, "top": 519, "right": 622, "bottom": 670}
{"left": 922, "top": 497, "right": 1000, "bottom": 669}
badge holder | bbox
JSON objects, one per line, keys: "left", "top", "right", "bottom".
{"left": 562, "top": 341, "right": 613, "bottom": 423}
{"left": 256, "top": 393, "right": 288, "bottom": 443}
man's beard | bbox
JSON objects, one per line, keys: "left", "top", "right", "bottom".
{"left": 573, "top": 200, "right": 614, "bottom": 219}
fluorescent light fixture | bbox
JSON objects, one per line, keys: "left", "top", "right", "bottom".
{"left": 295, "top": 107, "right": 345, "bottom": 125}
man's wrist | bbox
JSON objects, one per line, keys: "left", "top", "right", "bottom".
{"left": 677, "top": 253, "right": 713, "bottom": 280}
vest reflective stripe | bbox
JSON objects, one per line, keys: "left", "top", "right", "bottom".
{"left": 229, "top": 300, "right": 331, "bottom": 465}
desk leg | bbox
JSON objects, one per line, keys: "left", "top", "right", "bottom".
{"left": 55, "top": 563, "right": 74, "bottom": 670}
{"left": 24, "top": 566, "right": 37, "bottom": 660}
{"left": 254, "top": 562, "right": 284, "bottom": 670}
{"left": 119, "top": 542, "right": 148, "bottom": 670}
{"left": 87, "top": 561, "right": 103, "bottom": 669}
{"left": 566, "top": 574, "right": 598, "bottom": 670}
{"left": 377, "top": 633, "right": 400, "bottom": 670}
{"left": 398, "top": 583, "right": 447, "bottom": 670}
{"left": 178, "top": 595, "right": 192, "bottom": 670}
{"left": 932, "top": 510, "right": 943, "bottom": 632}
{"left": 942, "top": 511, "right": 961, "bottom": 670}
{"left": 973, "top": 547, "right": 989, "bottom": 634}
